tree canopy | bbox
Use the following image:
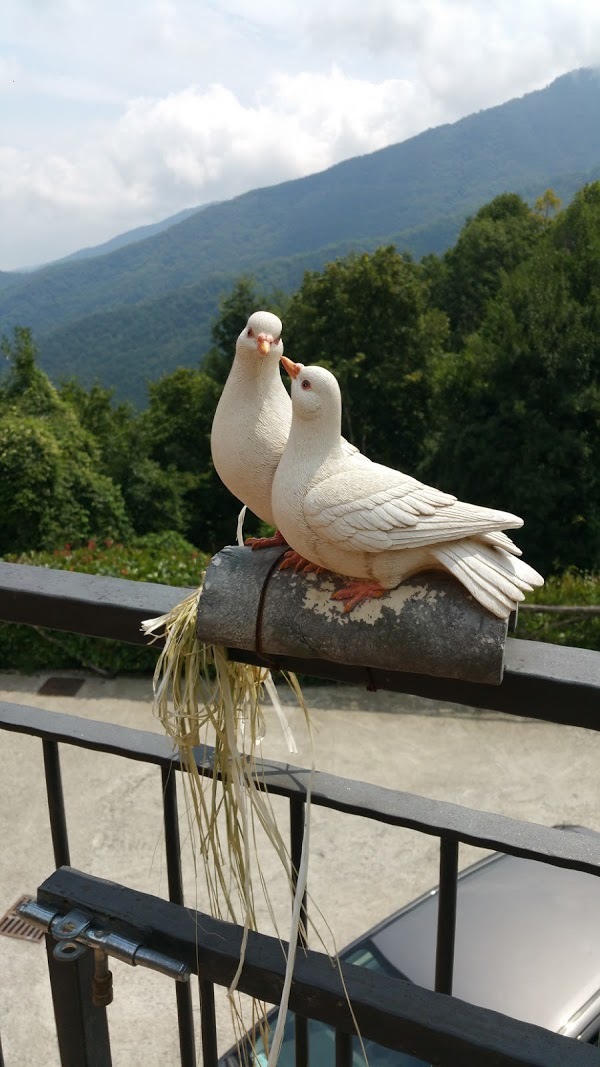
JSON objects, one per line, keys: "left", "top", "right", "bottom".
{"left": 286, "top": 246, "right": 448, "bottom": 471}
{"left": 0, "top": 329, "right": 131, "bottom": 554}
{"left": 2, "top": 183, "right": 599, "bottom": 578}
{"left": 421, "top": 183, "right": 600, "bottom": 573}
{"left": 423, "top": 193, "right": 545, "bottom": 349}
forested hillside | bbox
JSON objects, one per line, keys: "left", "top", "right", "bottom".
{"left": 54, "top": 205, "right": 205, "bottom": 265}
{"left": 2, "top": 181, "right": 599, "bottom": 664}
{"left": 0, "top": 68, "right": 599, "bottom": 404}
{"left": 0, "top": 272, "right": 20, "bottom": 291}
{"left": 36, "top": 229, "right": 444, "bottom": 402}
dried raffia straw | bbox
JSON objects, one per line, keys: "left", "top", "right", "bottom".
{"left": 142, "top": 491, "right": 368, "bottom": 1065}
{"left": 141, "top": 576, "right": 316, "bottom": 1063}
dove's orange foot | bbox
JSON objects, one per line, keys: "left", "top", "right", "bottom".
{"left": 331, "top": 580, "right": 386, "bottom": 613}
{"left": 279, "top": 550, "right": 327, "bottom": 575}
{"left": 245, "top": 530, "right": 287, "bottom": 550}
{"left": 302, "top": 560, "right": 328, "bottom": 575}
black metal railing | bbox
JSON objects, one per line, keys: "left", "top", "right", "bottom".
{"left": 1, "top": 560, "right": 600, "bottom": 1067}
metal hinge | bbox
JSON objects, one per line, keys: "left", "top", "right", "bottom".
{"left": 19, "top": 900, "right": 191, "bottom": 1007}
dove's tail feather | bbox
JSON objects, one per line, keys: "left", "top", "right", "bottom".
{"left": 431, "top": 538, "right": 544, "bottom": 619}
{"left": 480, "top": 529, "right": 522, "bottom": 555}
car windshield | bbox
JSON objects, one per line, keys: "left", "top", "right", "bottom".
{"left": 245, "top": 942, "right": 427, "bottom": 1067}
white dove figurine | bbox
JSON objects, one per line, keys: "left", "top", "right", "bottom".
{"left": 210, "top": 310, "right": 363, "bottom": 550}
{"left": 211, "top": 310, "right": 288, "bottom": 546}
{"left": 272, "top": 358, "right": 544, "bottom": 618}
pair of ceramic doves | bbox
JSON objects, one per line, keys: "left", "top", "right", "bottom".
{"left": 271, "top": 358, "right": 544, "bottom": 618}
{"left": 210, "top": 310, "right": 363, "bottom": 549}
{"left": 210, "top": 312, "right": 543, "bottom": 617}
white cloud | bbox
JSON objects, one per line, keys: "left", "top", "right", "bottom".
{"left": 307, "top": 1, "right": 430, "bottom": 57}
{"left": 0, "top": 56, "right": 20, "bottom": 88}
{"left": 306, "top": 0, "right": 600, "bottom": 110}
{"left": 0, "top": 69, "right": 446, "bottom": 267}
{"left": 2, "top": 0, "right": 600, "bottom": 268}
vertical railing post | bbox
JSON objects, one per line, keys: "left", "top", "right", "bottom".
{"left": 335, "top": 1029, "right": 352, "bottom": 1067}
{"left": 42, "top": 739, "right": 71, "bottom": 868}
{"left": 198, "top": 975, "right": 218, "bottom": 1067}
{"left": 290, "top": 797, "right": 309, "bottom": 1067}
{"left": 45, "top": 934, "right": 112, "bottom": 1067}
{"left": 434, "top": 836, "right": 459, "bottom": 995}
{"left": 161, "top": 765, "right": 197, "bottom": 1067}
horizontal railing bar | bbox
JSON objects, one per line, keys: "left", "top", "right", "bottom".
{"left": 0, "top": 561, "right": 190, "bottom": 646}
{"left": 233, "top": 642, "right": 600, "bottom": 731}
{"left": 38, "top": 867, "right": 599, "bottom": 1067}
{"left": 3, "top": 699, "right": 600, "bottom": 876}
{"left": 0, "top": 699, "right": 175, "bottom": 765}
{"left": 519, "top": 604, "right": 600, "bottom": 615}
{"left": 257, "top": 765, "right": 600, "bottom": 876}
{"left": 0, "top": 562, "right": 598, "bottom": 726}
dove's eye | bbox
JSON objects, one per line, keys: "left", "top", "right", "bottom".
{"left": 301, "top": 379, "right": 311, "bottom": 390}
{"left": 274, "top": 335, "right": 281, "bottom": 344}
{"left": 247, "top": 328, "right": 254, "bottom": 338}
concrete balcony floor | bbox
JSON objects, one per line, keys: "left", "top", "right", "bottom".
{"left": 1, "top": 670, "right": 599, "bottom": 1066}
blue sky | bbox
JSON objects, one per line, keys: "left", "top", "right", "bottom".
{"left": 2, "top": 0, "right": 600, "bottom": 270}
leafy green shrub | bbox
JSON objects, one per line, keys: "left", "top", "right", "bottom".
{"left": 516, "top": 571, "right": 600, "bottom": 651}
{"left": 0, "top": 532, "right": 209, "bottom": 673}
{"left": 0, "top": 328, "right": 134, "bottom": 555}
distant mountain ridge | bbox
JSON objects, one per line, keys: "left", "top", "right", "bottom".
{"left": 1, "top": 66, "right": 599, "bottom": 403}
{"left": 52, "top": 204, "right": 211, "bottom": 265}
{"left": 0, "top": 271, "right": 21, "bottom": 291}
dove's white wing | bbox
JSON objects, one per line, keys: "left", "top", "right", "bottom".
{"left": 304, "top": 460, "right": 522, "bottom": 552}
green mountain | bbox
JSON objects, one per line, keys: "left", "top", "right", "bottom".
{"left": 52, "top": 204, "right": 210, "bottom": 265}
{"left": 1, "top": 67, "right": 599, "bottom": 403}
{"left": 0, "top": 271, "right": 21, "bottom": 291}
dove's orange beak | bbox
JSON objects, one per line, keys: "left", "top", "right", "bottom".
{"left": 256, "top": 333, "right": 273, "bottom": 356}
{"left": 280, "top": 355, "right": 303, "bottom": 379}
